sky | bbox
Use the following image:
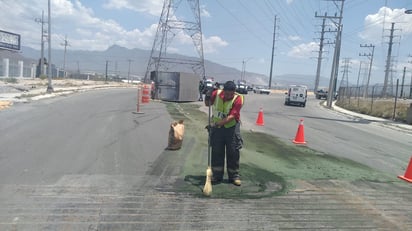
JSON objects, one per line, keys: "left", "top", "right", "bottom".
{"left": 1, "top": 0, "right": 412, "bottom": 86}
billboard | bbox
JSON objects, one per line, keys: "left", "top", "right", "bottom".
{"left": 0, "top": 30, "right": 21, "bottom": 51}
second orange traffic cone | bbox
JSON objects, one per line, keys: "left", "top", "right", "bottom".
{"left": 256, "top": 108, "right": 264, "bottom": 126}
{"left": 293, "top": 119, "right": 306, "bottom": 145}
{"left": 398, "top": 157, "right": 412, "bottom": 183}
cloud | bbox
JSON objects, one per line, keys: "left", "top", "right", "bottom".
{"left": 203, "top": 36, "right": 228, "bottom": 54}
{"left": 359, "top": 7, "right": 412, "bottom": 43}
{"left": 0, "top": 0, "right": 226, "bottom": 54}
{"left": 287, "top": 42, "right": 319, "bottom": 58}
{"left": 0, "top": 0, "right": 162, "bottom": 51}
{"left": 103, "top": 0, "right": 163, "bottom": 16}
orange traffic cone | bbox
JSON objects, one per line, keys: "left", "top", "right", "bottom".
{"left": 293, "top": 119, "right": 306, "bottom": 145}
{"left": 256, "top": 108, "right": 264, "bottom": 126}
{"left": 398, "top": 157, "right": 412, "bottom": 183}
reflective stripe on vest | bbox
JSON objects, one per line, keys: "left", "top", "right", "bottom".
{"left": 212, "top": 89, "right": 243, "bottom": 128}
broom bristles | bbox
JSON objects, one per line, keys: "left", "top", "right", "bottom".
{"left": 202, "top": 167, "right": 213, "bottom": 196}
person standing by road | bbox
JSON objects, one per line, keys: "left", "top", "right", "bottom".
{"left": 204, "top": 80, "right": 244, "bottom": 186}
{"left": 198, "top": 80, "right": 204, "bottom": 101}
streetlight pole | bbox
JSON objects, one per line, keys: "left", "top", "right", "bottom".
{"left": 46, "top": 0, "right": 53, "bottom": 92}
{"left": 241, "top": 57, "right": 252, "bottom": 82}
{"left": 241, "top": 60, "right": 246, "bottom": 82}
{"left": 35, "top": 10, "right": 45, "bottom": 77}
{"left": 105, "top": 60, "right": 109, "bottom": 83}
{"left": 127, "top": 59, "right": 133, "bottom": 83}
{"left": 268, "top": 15, "right": 277, "bottom": 90}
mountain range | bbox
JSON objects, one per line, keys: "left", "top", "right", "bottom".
{"left": 2, "top": 45, "right": 330, "bottom": 89}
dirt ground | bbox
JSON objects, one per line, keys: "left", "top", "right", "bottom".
{"left": 0, "top": 78, "right": 130, "bottom": 89}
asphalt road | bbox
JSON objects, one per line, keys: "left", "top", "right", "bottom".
{"left": 1, "top": 88, "right": 412, "bottom": 230}
{"left": 239, "top": 92, "right": 412, "bottom": 176}
{"left": 0, "top": 88, "right": 172, "bottom": 185}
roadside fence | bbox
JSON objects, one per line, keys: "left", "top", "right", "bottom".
{"left": 336, "top": 82, "right": 412, "bottom": 122}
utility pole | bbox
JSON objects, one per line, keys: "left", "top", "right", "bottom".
{"left": 356, "top": 61, "right": 363, "bottom": 88}
{"left": 35, "top": 10, "right": 46, "bottom": 77}
{"left": 76, "top": 61, "right": 80, "bottom": 76}
{"left": 410, "top": 70, "right": 412, "bottom": 99}
{"left": 268, "top": 15, "right": 277, "bottom": 89}
{"left": 383, "top": 22, "right": 397, "bottom": 98}
{"left": 314, "top": 18, "right": 326, "bottom": 93}
{"left": 409, "top": 55, "right": 412, "bottom": 98}
{"left": 115, "top": 61, "right": 118, "bottom": 79}
{"left": 241, "top": 60, "right": 245, "bottom": 81}
{"left": 356, "top": 61, "right": 363, "bottom": 97}
{"left": 400, "top": 66, "right": 406, "bottom": 98}
{"left": 241, "top": 57, "right": 252, "bottom": 82}
{"left": 315, "top": 0, "right": 345, "bottom": 107}
{"left": 127, "top": 59, "right": 133, "bottom": 83}
{"left": 60, "top": 35, "right": 69, "bottom": 78}
{"left": 314, "top": 17, "right": 337, "bottom": 92}
{"left": 46, "top": 0, "right": 53, "bottom": 92}
{"left": 105, "top": 60, "right": 109, "bottom": 83}
{"left": 359, "top": 44, "right": 375, "bottom": 98}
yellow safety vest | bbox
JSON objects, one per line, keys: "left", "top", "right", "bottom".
{"left": 212, "top": 90, "right": 244, "bottom": 128}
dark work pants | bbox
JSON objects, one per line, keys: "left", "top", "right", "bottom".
{"left": 210, "top": 122, "right": 243, "bottom": 180}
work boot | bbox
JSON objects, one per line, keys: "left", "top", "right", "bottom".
{"left": 230, "top": 178, "right": 241, "bottom": 186}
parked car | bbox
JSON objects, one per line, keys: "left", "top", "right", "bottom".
{"left": 284, "top": 85, "right": 307, "bottom": 107}
{"left": 236, "top": 83, "right": 248, "bottom": 94}
{"left": 253, "top": 86, "right": 271, "bottom": 95}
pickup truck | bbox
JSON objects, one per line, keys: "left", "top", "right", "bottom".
{"left": 253, "top": 87, "right": 271, "bottom": 95}
{"left": 315, "top": 89, "right": 328, "bottom": 99}
{"left": 315, "top": 89, "right": 338, "bottom": 100}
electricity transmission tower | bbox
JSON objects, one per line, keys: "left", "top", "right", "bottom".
{"left": 143, "top": 0, "right": 205, "bottom": 87}
{"left": 339, "top": 58, "right": 351, "bottom": 90}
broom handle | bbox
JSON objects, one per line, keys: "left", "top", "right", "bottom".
{"left": 207, "top": 93, "right": 212, "bottom": 167}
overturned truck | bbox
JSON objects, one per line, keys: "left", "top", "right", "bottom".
{"left": 150, "top": 71, "right": 199, "bottom": 102}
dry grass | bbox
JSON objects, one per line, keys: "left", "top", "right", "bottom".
{"left": 335, "top": 97, "right": 411, "bottom": 122}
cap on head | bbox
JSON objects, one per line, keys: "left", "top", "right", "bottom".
{"left": 223, "top": 81, "right": 236, "bottom": 91}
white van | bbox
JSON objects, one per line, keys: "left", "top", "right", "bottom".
{"left": 284, "top": 85, "right": 307, "bottom": 107}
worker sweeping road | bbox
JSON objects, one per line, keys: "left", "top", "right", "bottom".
{"left": 205, "top": 80, "right": 244, "bottom": 186}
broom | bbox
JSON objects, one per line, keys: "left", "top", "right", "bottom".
{"left": 203, "top": 90, "right": 213, "bottom": 196}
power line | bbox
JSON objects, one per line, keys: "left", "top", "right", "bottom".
{"left": 215, "top": 0, "right": 270, "bottom": 47}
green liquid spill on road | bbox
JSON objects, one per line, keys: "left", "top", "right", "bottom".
{"left": 164, "top": 102, "right": 393, "bottom": 199}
